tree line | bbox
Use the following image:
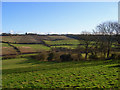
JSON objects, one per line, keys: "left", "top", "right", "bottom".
{"left": 75, "top": 21, "right": 120, "bottom": 60}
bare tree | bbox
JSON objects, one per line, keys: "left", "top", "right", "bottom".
{"left": 95, "top": 21, "right": 118, "bottom": 58}
{"left": 92, "top": 30, "right": 107, "bottom": 58}
{"left": 111, "top": 22, "right": 120, "bottom": 44}
{"left": 80, "top": 31, "right": 91, "bottom": 60}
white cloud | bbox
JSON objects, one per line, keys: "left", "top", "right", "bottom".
{"left": 10, "top": 30, "right": 14, "bottom": 34}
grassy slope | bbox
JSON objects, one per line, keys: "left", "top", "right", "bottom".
{"left": 44, "top": 40, "right": 80, "bottom": 45}
{"left": 2, "top": 43, "right": 11, "bottom": 47}
{"left": 2, "top": 36, "right": 41, "bottom": 43}
{"left": 2, "top": 43, "right": 50, "bottom": 55}
{"left": 2, "top": 36, "right": 72, "bottom": 43}
{"left": 12, "top": 44, "right": 50, "bottom": 51}
{"left": 51, "top": 45, "right": 78, "bottom": 49}
{"left": 2, "top": 43, "right": 17, "bottom": 55}
{"left": 2, "top": 57, "right": 120, "bottom": 88}
{"left": 2, "top": 36, "right": 118, "bottom": 54}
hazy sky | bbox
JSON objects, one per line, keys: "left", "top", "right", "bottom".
{"left": 2, "top": 2, "right": 118, "bottom": 34}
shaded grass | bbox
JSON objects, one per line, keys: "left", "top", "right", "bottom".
{"left": 18, "top": 53, "right": 39, "bottom": 57}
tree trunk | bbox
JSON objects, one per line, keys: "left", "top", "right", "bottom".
{"left": 85, "top": 43, "right": 88, "bottom": 60}
{"left": 107, "top": 48, "right": 110, "bottom": 58}
{"left": 107, "top": 41, "right": 111, "bottom": 58}
{"left": 85, "top": 52, "right": 88, "bottom": 60}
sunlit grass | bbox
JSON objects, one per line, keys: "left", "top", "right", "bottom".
{"left": 44, "top": 40, "right": 80, "bottom": 45}
{"left": 11, "top": 44, "right": 50, "bottom": 51}
{"left": 2, "top": 57, "right": 120, "bottom": 88}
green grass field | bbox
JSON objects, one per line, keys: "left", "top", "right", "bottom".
{"left": 2, "top": 57, "right": 120, "bottom": 88}
{"left": 12, "top": 44, "right": 50, "bottom": 51}
{"left": 2, "top": 43, "right": 10, "bottom": 47}
{"left": 44, "top": 40, "right": 80, "bottom": 45}
{"left": 51, "top": 45, "right": 78, "bottom": 49}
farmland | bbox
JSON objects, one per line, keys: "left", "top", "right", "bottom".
{"left": 11, "top": 44, "right": 50, "bottom": 53}
{"left": 1, "top": 35, "right": 120, "bottom": 89}
{"left": 1, "top": 43, "right": 17, "bottom": 56}
{"left": 1, "top": 35, "right": 119, "bottom": 55}
{"left": 44, "top": 40, "right": 80, "bottom": 45}
{"left": 1, "top": 36, "right": 81, "bottom": 56}
{"left": 2, "top": 57, "right": 120, "bottom": 88}
{"left": 1, "top": 35, "right": 72, "bottom": 43}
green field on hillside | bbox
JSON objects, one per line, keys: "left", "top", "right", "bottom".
{"left": 2, "top": 36, "right": 42, "bottom": 43}
{"left": 47, "top": 36, "right": 73, "bottom": 40}
{"left": 44, "top": 40, "right": 80, "bottom": 45}
{"left": 2, "top": 43, "right": 17, "bottom": 55}
{"left": 2, "top": 43, "right": 10, "bottom": 47}
{"left": 12, "top": 44, "right": 50, "bottom": 51}
{"left": 2, "top": 35, "right": 73, "bottom": 44}
{"left": 51, "top": 45, "right": 78, "bottom": 49}
{"left": 2, "top": 57, "right": 120, "bottom": 88}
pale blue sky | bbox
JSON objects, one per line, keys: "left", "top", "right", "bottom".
{"left": 2, "top": 2, "right": 118, "bottom": 34}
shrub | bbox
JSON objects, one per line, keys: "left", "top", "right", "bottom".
{"left": 77, "top": 53, "right": 83, "bottom": 60}
{"left": 71, "top": 53, "right": 82, "bottom": 61}
{"left": 60, "top": 54, "right": 73, "bottom": 62}
{"left": 47, "top": 52, "right": 54, "bottom": 61}
{"left": 113, "top": 54, "right": 120, "bottom": 59}
{"left": 29, "top": 52, "right": 47, "bottom": 61}
{"left": 89, "top": 54, "right": 98, "bottom": 59}
{"left": 35, "top": 53, "right": 47, "bottom": 61}
{"left": 53, "top": 52, "right": 61, "bottom": 62}
{"left": 29, "top": 55, "right": 36, "bottom": 59}
{"left": 110, "top": 54, "right": 116, "bottom": 59}
{"left": 2, "top": 55, "right": 17, "bottom": 60}
{"left": 106, "top": 54, "right": 120, "bottom": 60}
{"left": 116, "top": 54, "right": 120, "bottom": 59}
{"left": 71, "top": 54, "right": 78, "bottom": 61}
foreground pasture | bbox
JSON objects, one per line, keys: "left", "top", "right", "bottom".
{"left": 2, "top": 57, "right": 120, "bottom": 88}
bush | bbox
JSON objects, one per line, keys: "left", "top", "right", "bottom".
{"left": 113, "top": 54, "right": 120, "bottom": 59}
{"left": 53, "top": 52, "right": 62, "bottom": 62}
{"left": 110, "top": 54, "right": 116, "bottom": 59}
{"left": 29, "top": 52, "right": 47, "bottom": 61}
{"left": 71, "top": 53, "right": 83, "bottom": 61}
{"left": 60, "top": 54, "right": 73, "bottom": 62}
{"left": 77, "top": 53, "right": 83, "bottom": 60}
{"left": 2, "top": 55, "right": 17, "bottom": 60}
{"left": 116, "top": 54, "right": 120, "bottom": 59}
{"left": 89, "top": 54, "right": 98, "bottom": 59}
{"left": 106, "top": 54, "right": 120, "bottom": 60}
{"left": 47, "top": 52, "right": 54, "bottom": 61}
{"left": 35, "top": 53, "right": 47, "bottom": 61}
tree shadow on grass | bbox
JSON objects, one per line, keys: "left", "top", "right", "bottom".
{"left": 3, "top": 57, "right": 119, "bottom": 74}
{"left": 17, "top": 57, "right": 119, "bottom": 69}
{"left": 17, "top": 57, "right": 41, "bottom": 64}
{"left": 17, "top": 57, "right": 56, "bottom": 65}
{"left": 108, "top": 65, "right": 120, "bottom": 68}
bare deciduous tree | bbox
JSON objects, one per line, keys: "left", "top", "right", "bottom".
{"left": 111, "top": 22, "right": 120, "bottom": 44}
{"left": 80, "top": 31, "right": 91, "bottom": 60}
{"left": 95, "top": 21, "right": 119, "bottom": 58}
